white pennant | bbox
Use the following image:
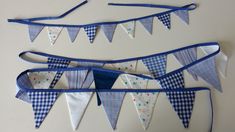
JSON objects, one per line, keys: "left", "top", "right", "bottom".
{"left": 28, "top": 72, "right": 55, "bottom": 88}
{"left": 121, "top": 21, "right": 136, "bottom": 39}
{"left": 47, "top": 27, "right": 63, "bottom": 45}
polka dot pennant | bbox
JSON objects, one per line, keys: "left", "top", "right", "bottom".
{"left": 47, "top": 27, "right": 63, "bottom": 45}
{"left": 121, "top": 21, "right": 136, "bottom": 39}
{"left": 28, "top": 72, "right": 55, "bottom": 89}
{"left": 111, "top": 60, "right": 138, "bottom": 72}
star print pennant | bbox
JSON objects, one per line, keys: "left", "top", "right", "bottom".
{"left": 67, "top": 27, "right": 80, "bottom": 43}
{"left": 47, "top": 27, "right": 63, "bottom": 45}
{"left": 121, "top": 21, "right": 136, "bottom": 39}
{"left": 28, "top": 25, "right": 44, "bottom": 42}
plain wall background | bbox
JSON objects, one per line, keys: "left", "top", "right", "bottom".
{"left": 1, "top": 0, "right": 235, "bottom": 132}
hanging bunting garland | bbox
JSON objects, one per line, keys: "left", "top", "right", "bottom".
{"left": 8, "top": 1, "right": 197, "bottom": 44}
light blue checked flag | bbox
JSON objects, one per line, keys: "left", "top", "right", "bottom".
{"left": 84, "top": 25, "right": 98, "bottom": 43}
{"left": 189, "top": 57, "right": 222, "bottom": 92}
{"left": 173, "top": 48, "right": 198, "bottom": 80}
{"left": 139, "top": 17, "right": 154, "bottom": 34}
{"left": 98, "top": 92, "right": 126, "bottom": 130}
{"left": 174, "top": 10, "right": 189, "bottom": 24}
{"left": 28, "top": 25, "right": 44, "bottom": 42}
{"left": 67, "top": 27, "right": 80, "bottom": 43}
{"left": 159, "top": 71, "right": 195, "bottom": 128}
{"left": 142, "top": 55, "right": 167, "bottom": 78}
{"left": 16, "top": 74, "right": 33, "bottom": 103}
{"left": 157, "top": 13, "right": 171, "bottom": 29}
{"left": 101, "top": 24, "right": 117, "bottom": 42}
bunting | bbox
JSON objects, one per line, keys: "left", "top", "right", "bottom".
{"left": 111, "top": 61, "right": 137, "bottom": 72}
{"left": 16, "top": 74, "right": 33, "bottom": 103}
{"left": 121, "top": 21, "right": 136, "bottom": 39}
{"left": 28, "top": 72, "right": 55, "bottom": 88}
{"left": 65, "top": 70, "right": 88, "bottom": 89}
{"left": 139, "top": 17, "right": 154, "bottom": 34}
{"left": 47, "top": 27, "right": 63, "bottom": 45}
{"left": 84, "top": 26, "right": 98, "bottom": 43}
{"left": 173, "top": 48, "right": 198, "bottom": 80}
{"left": 157, "top": 13, "right": 171, "bottom": 29}
{"left": 174, "top": 10, "right": 189, "bottom": 24}
{"left": 101, "top": 24, "right": 117, "bottom": 42}
{"left": 67, "top": 27, "right": 80, "bottom": 43}
{"left": 28, "top": 25, "right": 44, "bottom": 42}
{"left": 98, "top": 92, "right": 126, "bottom": 129}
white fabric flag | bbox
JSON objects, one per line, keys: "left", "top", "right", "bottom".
{"left": 47, "top": 27, "right": 63, "bottom": 45}
{"left": 121, "top": 21, "right": 136, "bottom": 39}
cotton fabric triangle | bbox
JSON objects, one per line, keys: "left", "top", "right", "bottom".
{"left": 28, "top": 92, "right": 59, "bottom": 128}
{"left": 28, "top": 25, "right": 44, "bottom": 42}
{"left": 101, "top": 24, "right": 117, "bottom": 42}
{"left": 121, "top": 21, "right": 136, "bottom": 39}
{"left": 83, "top": 26, "right": 98, "bottom": 43}
{"left": 16, "top": 74, "right": 33, "bottom": 103}
{"left": 111, "top": 61, "right": 137, "bottom": 72}
{"left": 139, "top": 17, "right": 154, "bottom": 34}
{"left": 174, "top": 10, "right": 189, "bottom": 24}
{"left": 98, "top": 92, "right": 125, "bottom": 129}
{"left": 189, "top": 57, "right": 222, "bottom": 91}
{"left": 157, "top": 13, "right": 171, "bottom": 29}
{"left": 67, "top": 27, "right": 80, "bottom": 42}
{"left": 65, "top": 70, "right": 88, "bottom": 89}
{"left": 47, "top": 27, "right": 63, "bottom": 45}
{"left": 28, "top": 72, "right": 55, "bottom": 88}
{"left": 173, "top": 48, "right": 198, "bottom": 80}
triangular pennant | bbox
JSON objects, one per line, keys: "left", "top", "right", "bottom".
{"left": 47, "top": 57, "right": 70, "bottom": 88}
{"left": 159, "top": 71, "right": 195, "bottom": 128}
{"left": 142, "top": 55, "right": 167, "bottom": 78}
{"left": 139, "top": 17, "right": 154, "bottom": 34}
{"left": 174, "top": 10, "right": 189, "bottom": 24}
{"left": 83, "top": 25, "right": 98, "bottom": 43}
{"left": 93, "top": 69, "right": 120, "bottom": 106}
{"left": 173, "top": 48, "right": 198, "bottom": 80}
{"left": 157, "top": 13, "right": 171, "bottom": 29}
{"left": 47, "top": 27, "right": 63, "bottom": 45}
{"left": 67, "top": 27, "right": 80, "bottom": 42}
{"left": 112, "top": 60, "right": 137, "bottom": 72}
{"left": 16, "top": 74, "right": 33, "bottom": 103}
{"left": 65, "top": 70, "right": 88, "bottom": 89}
{"left": 189, "top": 57, "right": 222, "bottom": 91}
{"left": 28, "top": 72, "right": 55, "bottom": 88}
{"left": 101, "top": 24, "right": 117, "bottom": 42}
{"left": 98, "top": 92, "right": 125, "bottom": 129}
{"left": 28, "top": 92, "right": 59, "bottom": 128}
{"left": 28, "top": 25, "right": 44, "bottom": 42}
{"left": 121, "top": 21, "right": 136, "bottom": 39}
{"left": 122, "top": 74, "right": 158, "bottom": 130}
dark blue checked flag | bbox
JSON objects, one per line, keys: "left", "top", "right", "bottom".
{"left": 83, "top": 25, "right": 98, "bottom": 43}
{"left": 139, "top": 17, "right": 154, "bottom": 34}
{"left": 67, "top": 27, "right": 80, "bottom": 43}
{"left": 157, "top": 13, "right": 171, "bottom": 29}
{"left": 159, "top": 71, "right": 195, "bottom": 128}
{"left": 101, "top": 24, "right": 117, "bottom": 42}
{"left": 16, "top": 74, "right": 33, "bottom": 103}
{"left": 28, "top": 25, "right": 44, "bottom": 42}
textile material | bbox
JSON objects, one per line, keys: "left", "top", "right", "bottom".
{"left": 101, "top": 24, "right": 117, "bottom": 42}
{"left": 139, "top": 17, "right": 154, "bottom": 34}
{"left": 65, "top": 70, "right": 88, "bottom": 89}
{"left": 93, "top": 69, "right": 120, "bottom": 106}
{"left": 28, "top": 25, "right": 44, "bottom": 42}
{"left": 121, "top": 21, "right": 136, "bottom": 39}
{"left": 174, "top": 10, "right": 189, "bottom": 24}
{"left": 142, "top": 55, "right": 167, "bottom": 78}
{"left": 67, "top": 27, "right": 80, "bottom": 42}
{"left": 16, "top": 74, "right": 33, "bottom": 103}
{"left": 47, "top": 57, "right": 70, "bottom": 88}
{"left": 159, "top": 71, "right": 195, "bottom": 128}
{"left": 28, "top": 72, "right": 55, "bottom": 88}
{"left": 157, "top": 13, "right": 171, "bottom": 29}
{"left": 173, "top": 48, "right": 198, "bottom": 80}
{"left": 83, "top": 26, "right": 98, "bottom": 43}
{"left": 111, "top": 61, "right": 137, "bottom": 72}
{"left": 47, "top": 27, "right": 63, "bottom": 45}
{"left": 189, "top": 57, "right": 222, "bottom": 91}
{"left": 28, "top": 92, "right": 59, "bottom": 128}
{"left": 98, "top": 92, "right": 125, "bottom": 130}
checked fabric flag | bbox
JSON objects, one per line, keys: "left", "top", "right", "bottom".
{"left": 16, "top": 74, "right": 33, "bottom": 103}
{"left": 28, "top": 25, "right": 44, "bottom": 42}
{"left": 47, "top": 27, "right": 63, "bottom": 45}
{"left": 121, "top": 21, "right": 136, "bottom": 39}
{"left": 84, "top": 25, "right": 98, "bottom": 43}
{"left": 157, "top": 13, "right": 171, "bottom": 29}
{"left": 159, "top": 71, "right": 195, "bottom": 128}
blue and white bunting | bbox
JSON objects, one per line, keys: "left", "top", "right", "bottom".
{"left": 16, "top": 74, "right": 33, "bottom": 103}
{"left": 139, "top": 17, "right": 154, "bottom": 34}
{"left": 101, "top": 24, "right": 117, "bottom": 42}
{"left": 173, "top": 48, "right": 198, "bottom": 80}
{"left": 67, "top": 27, "right": 80, "bottom": 43}
{"left": 189, "top": 57, "right": 222, "bottom": 92}
{"left": 142, "top": 55, "right": 167, "bottom": 78}
{"left": 174, "top": 10, "right": 189, "bottom": 24}
{"left": 65, "top": 70, "right": 88, "bottom": 89}
{"left": 28, "top": 25, "right": 44, "bottom": 42}
{"left": 84, "top": 26, "right": 98, "bottom": 43}
{"left": 47, "top": 27, "right": 63, "bottom": 45}
{"left": 157, "top": 13, "right": 171, "bottom": 29}
{"left": 121, "top": 21, "right": 136, "bottom": 39}
{"left": 98, "top": 92, "right": 126, "bottom": 130}
{"left": 28, "top": 92, "right": 59, "bottom": 128}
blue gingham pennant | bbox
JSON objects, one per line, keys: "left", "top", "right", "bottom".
{"left": 174, "top": 10, "right": 189, "bottom": 24}
{"left": 28, "top": 25, "right": 44, "bottom": 42}
{"left": 48, "top": 57, "right": 70, "bottom": 88}
{"left": 189, "top": 57, "right": 222, "bottom": 92}
{"left": 142, "top": 55, "right": 167, "bottom": 78}
{"left": 173, "top": 48, "right": 198, "bottom": 80}
{"left": 83, "top": 25, "right": 98, "bottom": 43}
{"left": 93, "top": 69, "right": 120, "bottom": 106}
{"left": 101, "top": 24, "right": 117, "bottom": 42}
{"left": 159, "top": 71, "right": 195, "bottom": 128}
{"left": 67, "top": 27, "right": 80, "bottom": 43}
{"left": 16, "top": 74, "right": 33, "bottom": 103}
{"left": 28, "top": 92, "right": 59, "bottom": 128}
{"left": 139, "top": 17, "right": 154, "bottom": 34}
{"left": 157, "top": 13, "right": 171, "bottom": 29}
{"left": 98, "top": 92, "right": 126, "bottom": 130}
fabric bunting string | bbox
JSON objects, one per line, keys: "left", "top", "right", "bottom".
{"left": 16, "top": 42, "right": 226, "bottom": 131}
{"left": 8, "top": 0, "right": 197, "bottom": 45}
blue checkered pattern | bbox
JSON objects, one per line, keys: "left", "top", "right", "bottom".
{"left": 48, "top": 57, "right": 70, "bottom": 88}
{"left": 16, "top": 74, "right": 33, "bottom": 103}
{"left": 84, "top": 26, "right": 98, "bottom": 43}
{"left": 159, "top": 71, "right": 195, "bottom": 128}
{"left": 142, "top": 55, "right": 167, "bottom": 78}
{"left": 28, "top": 92, "right": 59, "bottom": 128}
{"left": 157, "top": 13, "right": 171, "bottom": 29}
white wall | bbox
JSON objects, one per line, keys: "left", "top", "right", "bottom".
{"left": 1, "top": 0, "right": 235, "bottom": 132}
